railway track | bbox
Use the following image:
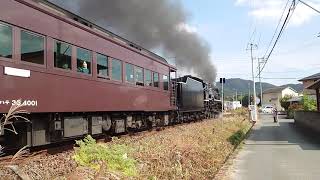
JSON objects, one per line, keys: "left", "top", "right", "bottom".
{"left": 0, "top": 118, "right": 219, "bottom": 163}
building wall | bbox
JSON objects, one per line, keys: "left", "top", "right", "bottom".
{"left": 262, "top": 92, "right": 281, "bottom": 110}
{"left": 282, "top": 88, "right": 298, "bottom": 98}
{"left": 263, "top": 88, "right": 298, "bottom": 110}
{"left": 302, "top": 80, "right": 317, "bottom": 95}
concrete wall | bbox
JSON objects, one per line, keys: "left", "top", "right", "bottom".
{"left": 295, "top": 111, "right": 320, "bottom": 133}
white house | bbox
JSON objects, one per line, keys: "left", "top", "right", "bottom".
{"left": 262, "top": 87, "right": 298, "bottom": 110}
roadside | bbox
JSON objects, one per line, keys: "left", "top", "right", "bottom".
{"left": 221, "top": 114, "right": 320, "bottom": 180}
{"left": 0, "top": 110, "right": 251, "bottom": 179}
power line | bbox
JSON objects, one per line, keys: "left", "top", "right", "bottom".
{"left": 260, "top": 77, "right": 299, "bottom": 80}
{"left": 263, "top": 0, "right": 291, "bottom": 58}
{"left": 299, "top": 0, "right": 320, "bottom": 14}
{"left": 258, "top": 0, "right": 297, "bottom": 76}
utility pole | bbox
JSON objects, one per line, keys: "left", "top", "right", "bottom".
{"left": 235, "top": 89, "right": 238, "bottom": 101}
{"left": 248, "top": 82, "right": 251, "bottom": 106}
{"left": 220, "top": 78, "right": 226, "bottom": 116}
{"left": 258, "top": 58, "right": 264, "bottom": 107}
{"left": 248, "top": 43, "right": 258, "bottom": 122}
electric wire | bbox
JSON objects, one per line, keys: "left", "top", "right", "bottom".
{"left": 258, "top": 0, "right": 298, "bottom": 76}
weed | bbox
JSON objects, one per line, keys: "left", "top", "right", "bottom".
{"left": 228, "top": 129, "right": 246, "bottom": 146}
{"left": 73, "top": 135, "right": 137, "bottom": 177}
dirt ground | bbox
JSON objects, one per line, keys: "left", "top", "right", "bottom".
{"left": 0, "top": 112, "right": 251, "bottom": 180}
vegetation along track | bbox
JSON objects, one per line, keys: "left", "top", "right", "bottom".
{"left": 0, "top": 109, "right": 252, "bottom": 180}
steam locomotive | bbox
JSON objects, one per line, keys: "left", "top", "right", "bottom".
{"left": 0, "top": 0, "right": 221, "bottom": 148}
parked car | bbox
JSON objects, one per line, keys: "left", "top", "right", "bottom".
{"left": 262, "top": 105, "right": 274, "bottom": 114}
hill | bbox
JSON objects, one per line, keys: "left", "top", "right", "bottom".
{"left": 215, "top": 78, "right": 303, "bottom": 99}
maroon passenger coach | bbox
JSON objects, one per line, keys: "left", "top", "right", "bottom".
{"left": 0, "top": 0, "right": 177, "bottom": 147}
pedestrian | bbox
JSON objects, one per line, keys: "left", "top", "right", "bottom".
{"left": 273, "top": 106, "right": 278, "bottom": 123}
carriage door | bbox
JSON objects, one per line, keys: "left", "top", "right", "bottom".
{"left": 170, "top": 69, "right": 177, "bottom": 107}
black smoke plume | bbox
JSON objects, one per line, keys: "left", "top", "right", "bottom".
{"left": 50, "top": 0, "right": 217, "bottom": 82}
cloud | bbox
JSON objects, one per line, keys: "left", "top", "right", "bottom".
{"left": 236, "top": 0, "right": 320, "bottom": 26}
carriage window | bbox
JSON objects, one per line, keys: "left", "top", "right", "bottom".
{"left": 97, "top": 53, "right": 108, "bottom": 78}
{"left": 77, "top": 47, "right": 91, "bottom": 74}
{"left": 135, "top": 66, "right": 144, "bottom": 86}
{"left": 54, "top": 41, "right": 72, "bottom": 70}
{"left": 112, "top": 58, "right": 122, "bottom": 81}
{"left": 145, "top": 70, "right": 152, "bottom": 86}
{"left": 153, "top": 72, "right": 159, "bottom": 88}
{"left": 163, "top": 75, "right": 169, "bottom": 90}
{"left": 0, "top": 23, "right": 12, "bottom": 58}
{"left": 125, "top": 63, "right": 134, "bottom": 83}
{"left": 21, "top": 31, "right": 44, "bottom": 64}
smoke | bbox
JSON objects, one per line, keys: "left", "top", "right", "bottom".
{"left": 51, "top": 0, "right": 217, "bottom": 82}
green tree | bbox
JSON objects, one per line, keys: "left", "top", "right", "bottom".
{"left": 280, "top": 95, "right": 292, "bottom": 111}
{"left": 241, "top": 95, "right": 253, "bottom": 107}
{"left": 302, "top": 95, "right": 317, "bottom": 111}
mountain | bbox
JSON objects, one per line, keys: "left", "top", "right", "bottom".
{"left": 215, "top": 78, "right": 303, "bottom": 98}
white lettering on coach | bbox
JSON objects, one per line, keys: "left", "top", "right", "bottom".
{"left": 0, "top": 99, "right": 38, "bottom": 107}
{"left": 4, "top": 67, "right": 31, "bottom": 78}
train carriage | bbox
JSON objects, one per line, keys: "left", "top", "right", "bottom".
{"left": 0, "top": 0, "right": 177, "bottom": 148}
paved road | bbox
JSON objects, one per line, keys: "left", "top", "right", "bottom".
{"left": 229, "top": 114, "right": 320, "bottom": 180}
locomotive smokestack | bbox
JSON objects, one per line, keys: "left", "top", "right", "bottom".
{"left": 50, "top": 0, "right": 217, "bottom": 82}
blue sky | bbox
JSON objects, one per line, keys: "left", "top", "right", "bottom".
{"left": 181, "top": 0, "right": 320, "bottom": 85}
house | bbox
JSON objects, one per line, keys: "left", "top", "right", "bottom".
{"left": 298, "top": 72, "right": 320, "bottom": 96}
{"left": 262, "top": 87, "right": 298, "bottom": 110}
{"left": 298, "top": 72, "right": 320, "bottom": 112}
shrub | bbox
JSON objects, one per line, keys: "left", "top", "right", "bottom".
{"left": 73, "top": 135, "right": 137, "bottom": 177}
{"left": 288, "top": 103, "right": 303, "bottom": 119}
{"left": 302, "top": 95, "right": 317, "bottom": 111}
{"left": 228, "top": 129, "right": 246, "bottom": 146}
{"left": 232, "top": 108, "right": 249, "bottom": 117}
{"left": 280, "top": 95, "right": 292, "bottom": 111}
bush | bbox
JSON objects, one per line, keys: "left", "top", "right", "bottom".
{"left": 280, "top": 95, "right": 292, "bottom": 111}
{"left": 231, "top": 108, "right": 249, "bottom": 117}
{"left": 73, "top": 135, "right": 137, "bottom": 177}
{"left": 302, "top": 95, "right": 317, "bottom": 111}
{"left": 228, "top": 129, "right": 246, "bottom": 146}
{"left": 288, "top": 103, "right": 303, "bottom": 119}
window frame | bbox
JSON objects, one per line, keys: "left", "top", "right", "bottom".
{"left": 163, "top": 74, "right": 169, "bottom": 91}
{"left": 153, "top": 72, "right": 160, "bottom": 88}
{"left": 134, "top": 65, "right": 144, "bottom": 86}
{"left": 76, "top": 46, "right": 92, "bottom": 76}
{"left": 111, "top": 58, "right": 123, "bottom": 82}
{"left": 96, "top": 53, "right": 109, "bottom": 79}
{"left": 19, "top": 29, "right": 46, "bottom": 68}
{"left": 125, "top": 63, "right": 135, "bottom": 84}
{"left": 53, "top": 40, "right": 73, "bottom": 72}
{"left": 144, "top": 69, "right": 153, "bottom": 87}
{"left": 0, "top": 21, "right": 13, "bottom": 61}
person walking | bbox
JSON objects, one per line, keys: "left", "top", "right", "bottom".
{"left": 273, "top": 106, "right": 278, "bottom": 123}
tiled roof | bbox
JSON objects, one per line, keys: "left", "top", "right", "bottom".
{"left": 263, "top": 86, "right": 297, "bottom": 94}
{"left": 299, "top": 72, "right": 320, "bottom": 81}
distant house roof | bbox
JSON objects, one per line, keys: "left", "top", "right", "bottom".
{"left": 299, "top": 72, "right": 320, "bottom": 81}
{"left": 287, "top": 96, "right": 302, "bottom": 102}
{"left": 263, "top": 86, "right": 297, "bottom": 94}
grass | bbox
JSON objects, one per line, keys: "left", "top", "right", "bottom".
{"left": 72, "top": 113, "right": 252, "bottom": 179}
{"left": 73, "top": 135, "right": 137, "bottom": 177}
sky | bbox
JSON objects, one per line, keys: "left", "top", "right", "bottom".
{"left": 50, "top": 0, "right": 320, "bottom": 86}
{"left": 181, "top": 0, "right": 320, "bottom": 85}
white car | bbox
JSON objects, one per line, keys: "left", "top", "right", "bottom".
{"left": 262, "top": 106, "right": 274, "bottom": 114}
